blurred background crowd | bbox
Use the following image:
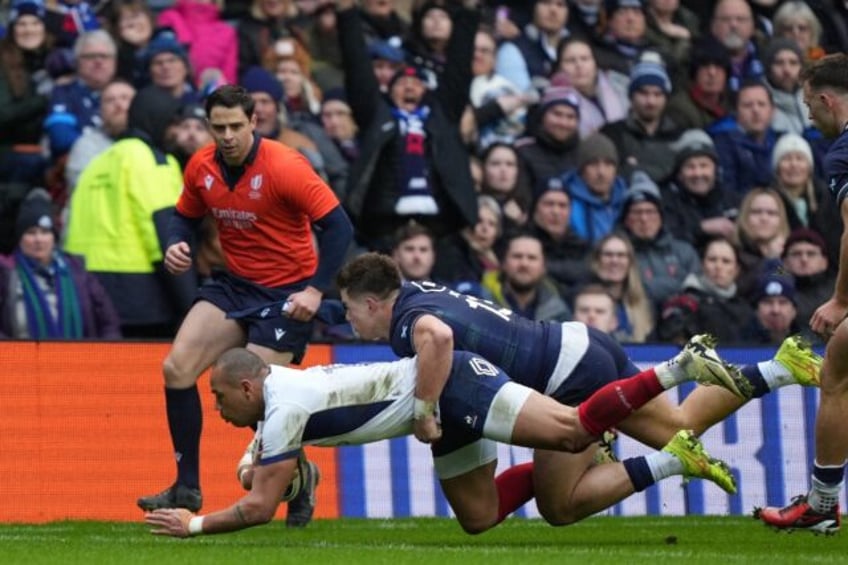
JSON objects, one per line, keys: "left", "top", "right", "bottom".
{"left": 1, "top": 0, "right": 846, "bottom": 346}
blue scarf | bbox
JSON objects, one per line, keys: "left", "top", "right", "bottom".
{"left": 391, "top": 105, "right": 438, "bottom": 215}
{"left": 14, "top": 249, "right": 84, "bottom": 339}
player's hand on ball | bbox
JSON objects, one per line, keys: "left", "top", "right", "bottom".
{"left": 413, "top": 415, "right": 442, "bottom": 443}
{"left": 145, "top": 508, "right": 194, "bottom": 538}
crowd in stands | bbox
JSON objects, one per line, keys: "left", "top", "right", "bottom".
{"left": 1, "top": 0, "right": 846, "bottom": 345}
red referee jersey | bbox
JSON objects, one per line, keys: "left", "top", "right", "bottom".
{"left": 178, "top": 138, "right": 339, "bottom": 287}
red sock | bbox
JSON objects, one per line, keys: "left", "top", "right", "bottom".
{"left": 495, "top": 462, "right": 534, "bottom": 523}
{"left": 577, "top": 368, "right": 663, "bottom": 436}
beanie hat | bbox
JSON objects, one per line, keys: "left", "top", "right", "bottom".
{"left": 368, "top": 37, "right": 406, "bottom": 64}
{"left": 771, "top": 133, "right": 814, "bottom": 172}
{"left": 9, "top": 0, "right": 45, "bottom": 23}
{"left": 763, "top": 38, "right": 804, "bottom": 71}
{"left": 15, "top": 189, "right": 54, "bottom": 243}
{"left": 539, "top": 84, "right": 581, "bottom": 116}
{"left": 388, "top": 64, "right": 429, "bottom": 91}
{"left": 622, "top": 170, "right": 662, "bottom": 216}
{"left": 240, "top": 66, "right": 284, "bottom": 103}
{"left": 605, "top": 0, "right": 643, "bottom": 15}
{"left": 783, "top": 227, "right": 827, "bottom": 259}
{"left": 672, "top": 129, "right": 718, "bottom": 170}
{"left": 577, "top": 132, "right": 619, "bottom": 170}
{"left": 628, "top": 60, "right": 671, "bottom": 97}
{"left": 143, "top": 28, "right": 189, "bottom": 69}
{"left": 689, "top": 37, "right": 732, "bottom": 80}
{"left": 755, "top": 271, "right": 797, "bottom": 305}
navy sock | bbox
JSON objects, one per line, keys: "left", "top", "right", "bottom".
{"left": 623, "top": 456, "right": 655, "bottom": 492}
{"left": 165, "top": 385, "right": 202, "bottom": 490}
{"left": 813, "top": 462, "right": 846, "bottom": 485}
{"left": 740, "top": 364, "right": 770, "bottom": 399}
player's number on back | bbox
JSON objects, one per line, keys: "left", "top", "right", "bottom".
{"left": 411, "top": 281, "right": 512, "bottom": 322}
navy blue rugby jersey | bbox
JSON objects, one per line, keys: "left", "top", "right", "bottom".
{"left": 826, "top": 128, "right": 848, "bottom": 207}
{"left": 388, "top": 281, "right": 562, "bottom": 393}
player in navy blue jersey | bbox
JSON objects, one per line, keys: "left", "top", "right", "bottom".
{"left": 337, "top": 253, "right": 821, "bottom": 531}
{"left": 758, "top": 53, "right": 848, "bottom": 535}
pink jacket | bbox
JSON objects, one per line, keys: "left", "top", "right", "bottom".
{"left": 157, "top": 0, "right": 238, "bottom": 85}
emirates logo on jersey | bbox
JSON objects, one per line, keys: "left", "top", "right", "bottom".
{"left": 249, "top": 174, "right": 263, "bottom": 200}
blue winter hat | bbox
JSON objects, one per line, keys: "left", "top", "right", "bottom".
{"left": 628, "top": 61, "right": 672, "bottom": 97}
{"left": 368, "top": 37, "right": 406, "bottom": 64}
{"left": 755, "top": 271, "right": 797, "bottom": 305}
{"left": 9, "top": 0, "right": 45, "bottom": 23}
{"left": 240, "top": 66, "right": 284, "bottom": 103}
{"left": 143, "top": 28, "right": 189, "bottom": 68}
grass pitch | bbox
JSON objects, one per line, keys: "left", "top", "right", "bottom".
{"left": 0, "top": 516, "right": 844, "bottom": 565}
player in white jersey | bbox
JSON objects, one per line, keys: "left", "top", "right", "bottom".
{"left": 145, "top": 347, "right": 734, "bottom": 537}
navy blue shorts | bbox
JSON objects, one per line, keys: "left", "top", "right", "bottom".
{"left": 197, "top": 271, "right": 314, "bottom": 363}
{"left": 552, "top": 326, "right": 640, "bottom": 406}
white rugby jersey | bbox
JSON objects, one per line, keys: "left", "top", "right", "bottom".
{"left": 258, "top": 357, "right": 418, "bottom": 465}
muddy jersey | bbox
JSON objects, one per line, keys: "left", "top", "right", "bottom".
{"left": 389, "top": 281, "right": 592, "bottom": 395}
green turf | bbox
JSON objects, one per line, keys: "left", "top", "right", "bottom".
{"left": 0, "top": 516, "right": 844, "bottom": 564}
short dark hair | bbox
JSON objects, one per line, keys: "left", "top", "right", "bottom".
{"left": 392, "top": 223, "right": 434, "bottom": 251}
{"left": 574, "top": 283, "right": 615, "bottom": 304}
{"left": 801, "top": 53, "right": 848, "bottom": 93}
{"left": 205, "top": 84, "right": 255, "bottom": 119}
{"left": 336, "top": 252, "right": 402, "bottom": 299}
{"left": 736, "top": 79, "right": 773, "bottom": 107}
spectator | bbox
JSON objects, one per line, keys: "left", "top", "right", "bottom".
{"left": 358, "top": 0, "right": 409, "bottom": 44}
{"left": 644, "top": 0, "right": 699, "bottom": 80}
{"left": 495, "top": 0, "right": 571, "bottom": 91}
{"left": 0, "top": 190, "right": 122, "bottom": 339}
{"left": 600, "top": 58, "right": 683, "bottom": 183}
{"left": 42, "top": 0, "right": 100, "bottom": 48}
{"left": 336, "top": 2, "right": 478, "bottom": 252}
{"left": 741, "top": 270, "right": 801, "bottom": 344}
{"left": 563, "top": 131, "right": 628, "bottom": 244}
{"left": 586, "top": 232, "right": 654, "bottom": 342}
{"left": 263, "top": 36, "right": 322, "bottom": 119}
{"left": 572, "top": 283, "right": 619, "bottom": 335}
{"left": 433, "top": 195, "right": 501, "bottom": 297}
{"left": 665, "top": 37, "right": 732, "bottom": 131}
{"left": 782, "top": 227, "right": 834, "bottom": 345}
{"left": 391, "top": 223, "right": 436, "bottom": 283}
{"left": 157, "top": 0, "right": 238, "bottom": 85}
{"left": 64, "top": 86, "right": 196, "bottom": 337}
{"left": 0, "top": 0, "right": 53, "bottom": 185}
{"left": 466, "top": 26, "right": 531, "bottom": 150}
{"left": 65, "top": 78, "right": 136, "bottom": 191}
{"left": 479, "top": 142, "right": 530, "bottom": 232}
{"left": 656, "top": 236, "right": 752, "bottom": 344}
{"left": 515, "top": 82, "right": 581, "bottom": 195}
{"left": 168, "top": 103, "right": 213, "bottom": 168}
{"left": 299, "top": 1, "right": 344, "bottom": 92}
{"left": 733, "top": 187, "right": 791, "bottom": 302}
{"left": 106, "top": 0, "right": 155, "bottom": 87}
{"left": 620, "top": 170, "right": 701, "bottom": 306}
{"left": 320, "top": 88, "right": 358, "bottom": 165}
{"left": 367, "top": 36, "right": 406, "bottom": 93}
{"left": 803, "top": 0, "right": 848, "bottom": 56}
{"left": 772, "top": 1, "right": 826, "bottom": 62}
{"left": 711, "top": 80, "right": 783, "bottom": 195}
{"left": 769, "top": 133, "right": 827, "bottom": 230}
{"left": 708, "top": 0, "right": 765, "bottom": 92}
{"left": 762, "top": 38, "right": 810, "bottom": 135}
{"left": 661, "top": 129, "right": 739, "bottom": 250}
{"left": 405, "top": 1, "right": 455, "bottom": 84}
{"left": 142, "top": 29, "right": 199, "bottom": 104}
{"left": 554, "top": 37, "right": 629, "bottom": 137}
{"left": 528, "top": 182, "right": 592, "bottom": 299}
{"left": 45, "top": 30, "right": 118, "bottom": 159}
{"left": 593, "top": 0, "right": 652, "bottom": 79}
{"left": 236, "top": 0, "right": 300, "bottom": 78}
{"left": 482, "top": 232, "right": 571, "bottom": 322}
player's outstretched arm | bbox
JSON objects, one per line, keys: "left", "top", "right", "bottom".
{"left": 145, "top": 458, "right": 296, "bottom": 537}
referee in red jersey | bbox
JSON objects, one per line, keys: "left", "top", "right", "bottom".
{"left": 138, "top": 85, "right": 353, "bottom": 528}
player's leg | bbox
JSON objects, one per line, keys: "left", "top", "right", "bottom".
{"left": 439, "top": 460, "right": 500, "bottom": 534}
{"left": 533, "top": 429, "right": 736, "bottom": 526}
{"left": 615, "top": 335, "right": 823, "bottom": 449}
{"left": 137, "top": 300, "right": 246, "bottom": 511}
{"left": 758, "top": 328, "right": 846, "bottom": 534}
